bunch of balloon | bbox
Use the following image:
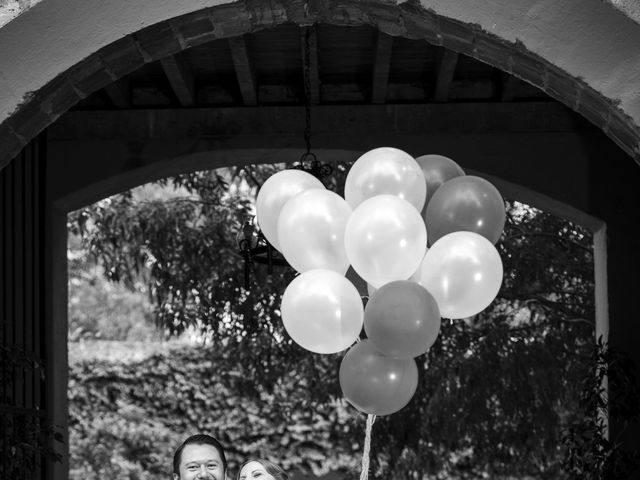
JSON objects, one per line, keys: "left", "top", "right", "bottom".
{"left": 256, "top": 169, "right": 362, "bottom": 354}
{"left": 255, "top": 147, "right": 506, "bottom": 418}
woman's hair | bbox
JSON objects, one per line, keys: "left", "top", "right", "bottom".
{"left": 237, "top": 458, "right": 288, "bottom": 480}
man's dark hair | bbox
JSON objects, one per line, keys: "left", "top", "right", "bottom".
{"left": 173, "top": 434, "right": 227, "bottom": 475}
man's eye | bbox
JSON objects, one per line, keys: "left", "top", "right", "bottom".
{"left": 187, "top": 466, "right": 198, "bottom": 471}
{"left": 255, "top": 473, "right": 263, "bottom": 477}
{"left": 207, "top": 464, "right": 217, "bottom": 469}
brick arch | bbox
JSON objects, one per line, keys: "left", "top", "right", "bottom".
{"left": 0, "top": 0, "right": 639, "bottom": 168}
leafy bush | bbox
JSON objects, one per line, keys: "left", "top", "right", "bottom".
{"left": 68, "top": 344, "right": 361, "bottom": 480}
{"left": 69, "top": 338, "right": 640, "bottom": 480}
{"left": 69, "top": 406, "right": 174, "bottom": 480}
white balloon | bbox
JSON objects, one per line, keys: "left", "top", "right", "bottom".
{"left": 416, "top": 231, "right": 503, "bottom": 319}
{"left": 255, "top": 170, "right": 325, "bottom": 251}
{"left": 278, "top": 189, "right": 352, "bottom": 274}
{"left": 345, "top": 147, "right": 427, "bottom": 211}
{"left": 344, "top": 195, "right": 427, "bottom": 289}
{"left": 281, "top": 270, "right": 364, "bottom": 354}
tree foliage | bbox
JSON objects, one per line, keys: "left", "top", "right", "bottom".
{"left": 562, "top": 338, "right": 640, "bottom": 479}
{"left": 67, "top": 163, "right": 639, "bottom": 478}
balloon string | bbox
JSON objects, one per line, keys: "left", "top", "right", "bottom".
{"left": 359, "top": 414, "right": 376, "bottom": 480}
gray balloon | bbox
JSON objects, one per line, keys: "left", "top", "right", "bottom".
{"left": 425, "top": 175, "right": 506, "bottom": 245}
{"left": 415, "top": 154, "right": 465, "bottom": 213}
{"left": 364, "top": 280, "right": 440, "bottom": 359}
{"left": 339, "top": 340, "right": 418, "bottom": 416}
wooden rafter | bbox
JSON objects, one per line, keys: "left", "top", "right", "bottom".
{"left": 228, "top": 35, "right": 257, "bottom": 106}
{"left": 371, "top": 31, "right": 394, "bottom": 104}
{"left": 300, "top": 26, "right": 320, "bottom": 104}
{"left": 434, "top": 48, "right": 459, "bottom": 102}
{"left": 104, "top": 78, "right": 131, "bottom": 108}
{"left": 161, "top": 54, "right": 196, "bottom": 107}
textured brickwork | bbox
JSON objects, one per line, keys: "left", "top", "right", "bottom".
{"left": 207, "top": 1, "right": 255, "bottom": 38}
{"left": 392, "top": 2, "right": 440, "bottom": 44}
{"left": 98, "top": 35, "right": 146, "bottom": 80}
{"left": 473, "top": 30, "right": 511, "bottom": 73}
{"left": 0, "top": 0, "right": 639, "bottom": 167}
{"left": 4, "top": 93, "right": 53, "bottom": 144}
{"left": 65, "top": 54, "right": 113, "bottom": 98}
{"left": 133, "top": 21, "right": 182, "bottom": 61}
{"left": 35, "top": 74, "right": 83, "bottom": 119}
{"left": 438, "top": 16, "right": 477, "bottom": 57}
{"left": 509, "top": 44, "right": 548, "bottom": 93}
{"left": 171, "top": 10, "right": 217, "bottom": 48}
{"left": 545, "top": 66, "right": 581, "bottom": 110}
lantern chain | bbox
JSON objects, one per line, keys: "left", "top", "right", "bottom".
{"left": 303, "top": 26, "right": 313, "bottom": 159}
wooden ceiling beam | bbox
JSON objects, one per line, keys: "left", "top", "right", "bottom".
{"left": 372, "top": 32, "right": 394, "bottom": 104}
{"left": 434, "top": 48, "right": 459, "bottom": 102}
{"left": 52, "top": 103, "right": 584, "bottom": 142}
{"left": 109, "top": 80, "right": 496, "bottom": 107}
{"left": 160, "top": 54, "right": 196, "bottom": 107}
{"left": 103, "top": 78, "right": 131, "bottom": 109}
{"left": 300, "top": 26, "right": 320, "bottom": 104}
{"left": 228, "top": 35, "right": 258, "bottom": 106}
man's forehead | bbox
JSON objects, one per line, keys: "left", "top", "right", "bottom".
{"left": 181, "top": 443, "right": 223, "bottom": 462}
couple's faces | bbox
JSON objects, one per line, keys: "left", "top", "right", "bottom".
{"left": 238, "top": 461, "right": 277, "bottom": 480}
{"left": 175, "top": 444, "right": 225, "bottom": 480}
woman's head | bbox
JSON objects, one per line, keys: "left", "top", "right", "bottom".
{"left": 237, "top": 459, "right": 288, "bottom": 480}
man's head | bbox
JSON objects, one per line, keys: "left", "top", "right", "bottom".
{"left": 173, "top": 434, "right": 227, "bottom": 480}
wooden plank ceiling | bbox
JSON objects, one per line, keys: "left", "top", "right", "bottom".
{"left": 80, "top": 23, "right": 550, "bottom": 110}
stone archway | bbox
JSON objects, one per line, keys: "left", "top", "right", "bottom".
{"left": 1, "top": 0, "right": 640, "bottom": 167}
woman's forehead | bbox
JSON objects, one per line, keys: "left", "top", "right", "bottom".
{"left": 181, "top": 444, "right": 223, "bottom": 463}
{"left": 241, "top": 461, "right": 266, "bottom": 473}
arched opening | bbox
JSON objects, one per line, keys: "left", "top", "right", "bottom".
{"left": 64, "top": 154, "right": 602, "bottom": 478}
